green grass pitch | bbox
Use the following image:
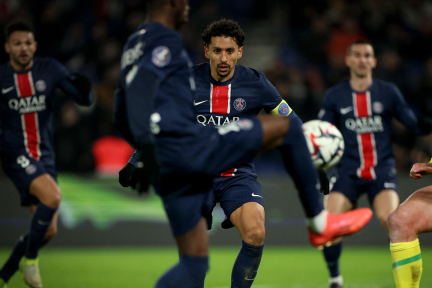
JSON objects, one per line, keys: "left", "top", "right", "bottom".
{"left": 1, "top": 246, "right": 431, "bottom": 287}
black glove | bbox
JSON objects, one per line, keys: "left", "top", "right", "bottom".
{"left": 126, "top": 143, "right": 159, "bottom": 194}
{"left": 119, "top": 162, "right": 137, "bottom": 188}
{"left": 318, "top": 169, "right": 329, "bottom": 195}
{"left": 68, "top": 73, "right": 92, "bottom": 99}
{"left": 417, "top": 116, "right": 432, "bottom": 135}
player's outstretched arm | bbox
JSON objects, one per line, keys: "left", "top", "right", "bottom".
{"left": 410, "top": 160, "right": 432, "bottom": 180}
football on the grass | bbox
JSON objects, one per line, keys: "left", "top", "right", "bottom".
{"left": 303, "top": 120, "right": 344, "bottom": 169}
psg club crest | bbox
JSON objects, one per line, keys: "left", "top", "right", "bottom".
{"left": 233, "top": 98, "right": 246, "bottom": 111}
{"left": 152, "top": 46, "right": 171, "bottom": 67}
{"left": 25, "top": 164, "right": 37, "bottom": 175}
{"left": 278, "top": 102, "right": 290, "bottom": 116}
{"left": 373, "top": 101, "right": 383, "bottom": 114}
{"left": 35, "top": 80, "right": 46, "bottom": 92}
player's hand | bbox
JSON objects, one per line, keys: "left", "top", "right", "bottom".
{"left": 131, "top": 143, "right": 159, "bottom": 194}
{"left": 318, "top": 169, "right": 330, "bottom": 195}
{"left": 410, "top": 162, "right": 432, "bottom": 180}
{"left": 68, "top": 73, "right": 92, "bottom": 97}
{"left": 119, "top": 162, "right": 137, "bottom": 187}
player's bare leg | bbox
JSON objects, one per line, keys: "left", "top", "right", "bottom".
{"left": 388, "top": 186, "right": 432, "bottom": 288}
{"left": 372, "top": 189, "right": 399, "bottom": 234}
{"left": 229, "top": 202, "right": 265, "bottom": 287}
{"left": 21, "top": 174, "right": 61, "bottom": 288}
{"left": 155, "top": 218, "right": 209, "bottom": 288}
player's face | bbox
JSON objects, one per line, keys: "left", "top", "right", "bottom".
{"left": 204, "top": 36, "right": 243, "bottom": 81}
{"left": 174, "top": 0, "right": 190, "bottom": 29}
{"left": 5, "top": 31, "right": 37, "bottom": 70}
{"left": 346, "top": 44, "right": 376, "bottom": 78}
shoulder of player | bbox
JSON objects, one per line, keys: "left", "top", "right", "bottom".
{"left": 235, "top": 65, "right": 264, "bottom": 82}
{"left": 373, "top": 78, "right": 399, "bottom": 92}
{"left": 132, "top": 24, "right": 183, "bottom": 50}
{"left": 33, "top": 57, "right": 64, "bottom": 70}
{"left": 324, "top": 81, "right": 350, "bottom": 98}
{"left": 193, "top": 62, "right": 208, "bottom": 77}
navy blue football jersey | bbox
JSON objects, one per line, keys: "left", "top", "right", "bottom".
{"left": 115, "top": 22, "right": 198, "bottom": 148}
{"left": 193, "top": 62, "right": 293, "bottom": 179}
{"left": 0, "top": 57, "right": 88, "bottom": 163}
{"left": 319, "top": 79, "right": 422, "bottom": 179}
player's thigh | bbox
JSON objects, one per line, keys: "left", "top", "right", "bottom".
{"left": 230, "top": 202, "right": 265, "bottom": 245}
{"left": 29, "top": 173, "right": 61, "bottom": 209}
{"left": 175, "top": 218, "right": 209, "bottom": 257}
{"left": 325, "top": 192, "right": 353, "bottom": 213}
{"left": 396, "top": 186, "right": 432, "bottom": 234}
{"left": 29, "top": 204, "right": 59, "bottom": 238}
{"left": 372, "top": 189, "right": 399, "bottom": 221}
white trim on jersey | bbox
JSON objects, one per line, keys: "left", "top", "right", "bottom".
{"left": 209, "top": 83, "right": 213, "bottom": 113}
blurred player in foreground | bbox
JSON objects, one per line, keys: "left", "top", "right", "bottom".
{"left": 0, "top": 21, "right": 92, "bottom": 288}
{"left": 388, "top": 159, "right": 432, "bottom": 287}
{"left": 318, "top": 39, "right": 432, "bottom": 288}
{"left": 114, "top": 1, "right": 372, "bottom": 287}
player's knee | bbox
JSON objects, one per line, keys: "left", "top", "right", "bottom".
{"left": 243, "top": 225, "right": 265, "bottom": 246}
{"left": 388, "top": 208, "right": 415, "bottom": 236}
{"left": 46, "top": 188, "right": 62, "bottom": 209}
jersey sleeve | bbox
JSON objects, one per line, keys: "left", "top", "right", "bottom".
{"left": 390, "top": 84, "right": 423, "bottom": 135}
{"left": 49, "top": 58, "right": 70, "bottom": 84}
{"left": 261, "top": 74, "right": 292, "bottom": 116}
{"left": 318, "top": 90, "right": 338, "bottom": 124}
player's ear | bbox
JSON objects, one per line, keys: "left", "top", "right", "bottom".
{"left": 4, "top": 42, "right": 9, "bottom": 54}
{"left": 237, "top": 46, "right": 243, "bottom": 60}
{"left": 372, "top": 57, "right": 377, "bottom": 68}
{"left": 344, "top": 54, "right": 350, "bottom": 67}
{"left": 34, "top": 41, "right": 38, "bottom": 52}
{"left": 204, "top": 45, "right": 210, "bottom": 60}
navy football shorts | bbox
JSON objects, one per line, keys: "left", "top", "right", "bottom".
{"left": 1, "top": 151, "right": 57, "bottom": 206}
{"left": 331, "top": 167, "right": 398, "bottom": 206}
{"left": 207, "top": 175, "right": 264, "bottom": 230}
{"left": 155, "top": 117, "right": 263, "bottom": 236}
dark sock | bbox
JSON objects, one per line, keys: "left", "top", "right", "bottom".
{"left": 323, "top": 242, "right": 342, "bottom": 277}
{"left": 155, "top": 255, "right": 208, "bottom": 288}
{"left": 231, "top": 241, "right": 264, "bottom": 288}
{"left": 0, "top": 234, "right": 50, "bottom": 283}
{"left": 26, "top": 203, "right": 56, "bottom": 259}
{"left": 279, "top": 116, "right": 324, "bottom": 217}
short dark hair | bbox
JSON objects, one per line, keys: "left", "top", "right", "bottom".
{"left": 348, "top": 39, "right": 374, "bottom": 55}
{"left": 202, "top": 19, "right": 245, "bottom": 48}
{"left": 4, "top": 20, "right": 35, "bottom": 41}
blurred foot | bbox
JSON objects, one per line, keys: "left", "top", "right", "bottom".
{"left": 20, "top": 257, "right": 42, "bottom": 288}
{"left": 329, "top": 275, "right": 343, "bottom": 288}
{"left": 308, "top": 208, "right": 372, "bottom": 247}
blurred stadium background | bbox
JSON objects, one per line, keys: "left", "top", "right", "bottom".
{"left": 1, "top": 0, "right": 432, "bottom": 287}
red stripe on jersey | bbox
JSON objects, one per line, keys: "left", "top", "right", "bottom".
{"left": 22, "top": 113, "right": 40, "bottom": 160}
{"left": 16, "top": 72, "right": 40, "bottom": 160}
{"left": 210, "top": 84, "right": 230, "bottom": 115}
{"left": 15, "top": 72, "right": 35, "bottom": 97}
{"left": 354, "top": 91, "right": 376, "bottom": 180}
{"left": 219, "top": 168, "right": 237, "bottom": 177}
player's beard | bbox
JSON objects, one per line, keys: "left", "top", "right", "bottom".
{"left": 11, "top": 53, "right": 32, "bottom": 69}
{"left": 217, "top": 64, "right": 231, "bottom": 78}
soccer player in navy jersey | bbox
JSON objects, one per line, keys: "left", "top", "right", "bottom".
{"left": 388, "top": 159, "right": 432, "bottom": 287}
{"left": 0, "top": 21, "right": 92, "bottom": 288}
{"left": 114, "top": 1, "right": 372, "bottom": 287}
{"left": 318, "top": 39, "right": 432, "bottom": 288}
{"left": 191, "top": 19, "right": 326, "bottom": 287}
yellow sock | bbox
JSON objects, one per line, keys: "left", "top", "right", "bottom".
{"left": 390, "top": 238, "right": 422, "bottom": 288}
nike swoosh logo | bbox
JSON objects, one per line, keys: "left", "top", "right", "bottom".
{"left": 340, "top": 106, "right": 353, "bottom": 114}
{"left": 251, "top": 193, "right": 263, "bottom": 198}
{"left": 2, "top": 86, "right": 14, "bottom": 94}
{"left": 38, "top": 220, "right": 49, "bottom": 226}
{"left": 194, "top": 100, "right": 208, "bottom": 106}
